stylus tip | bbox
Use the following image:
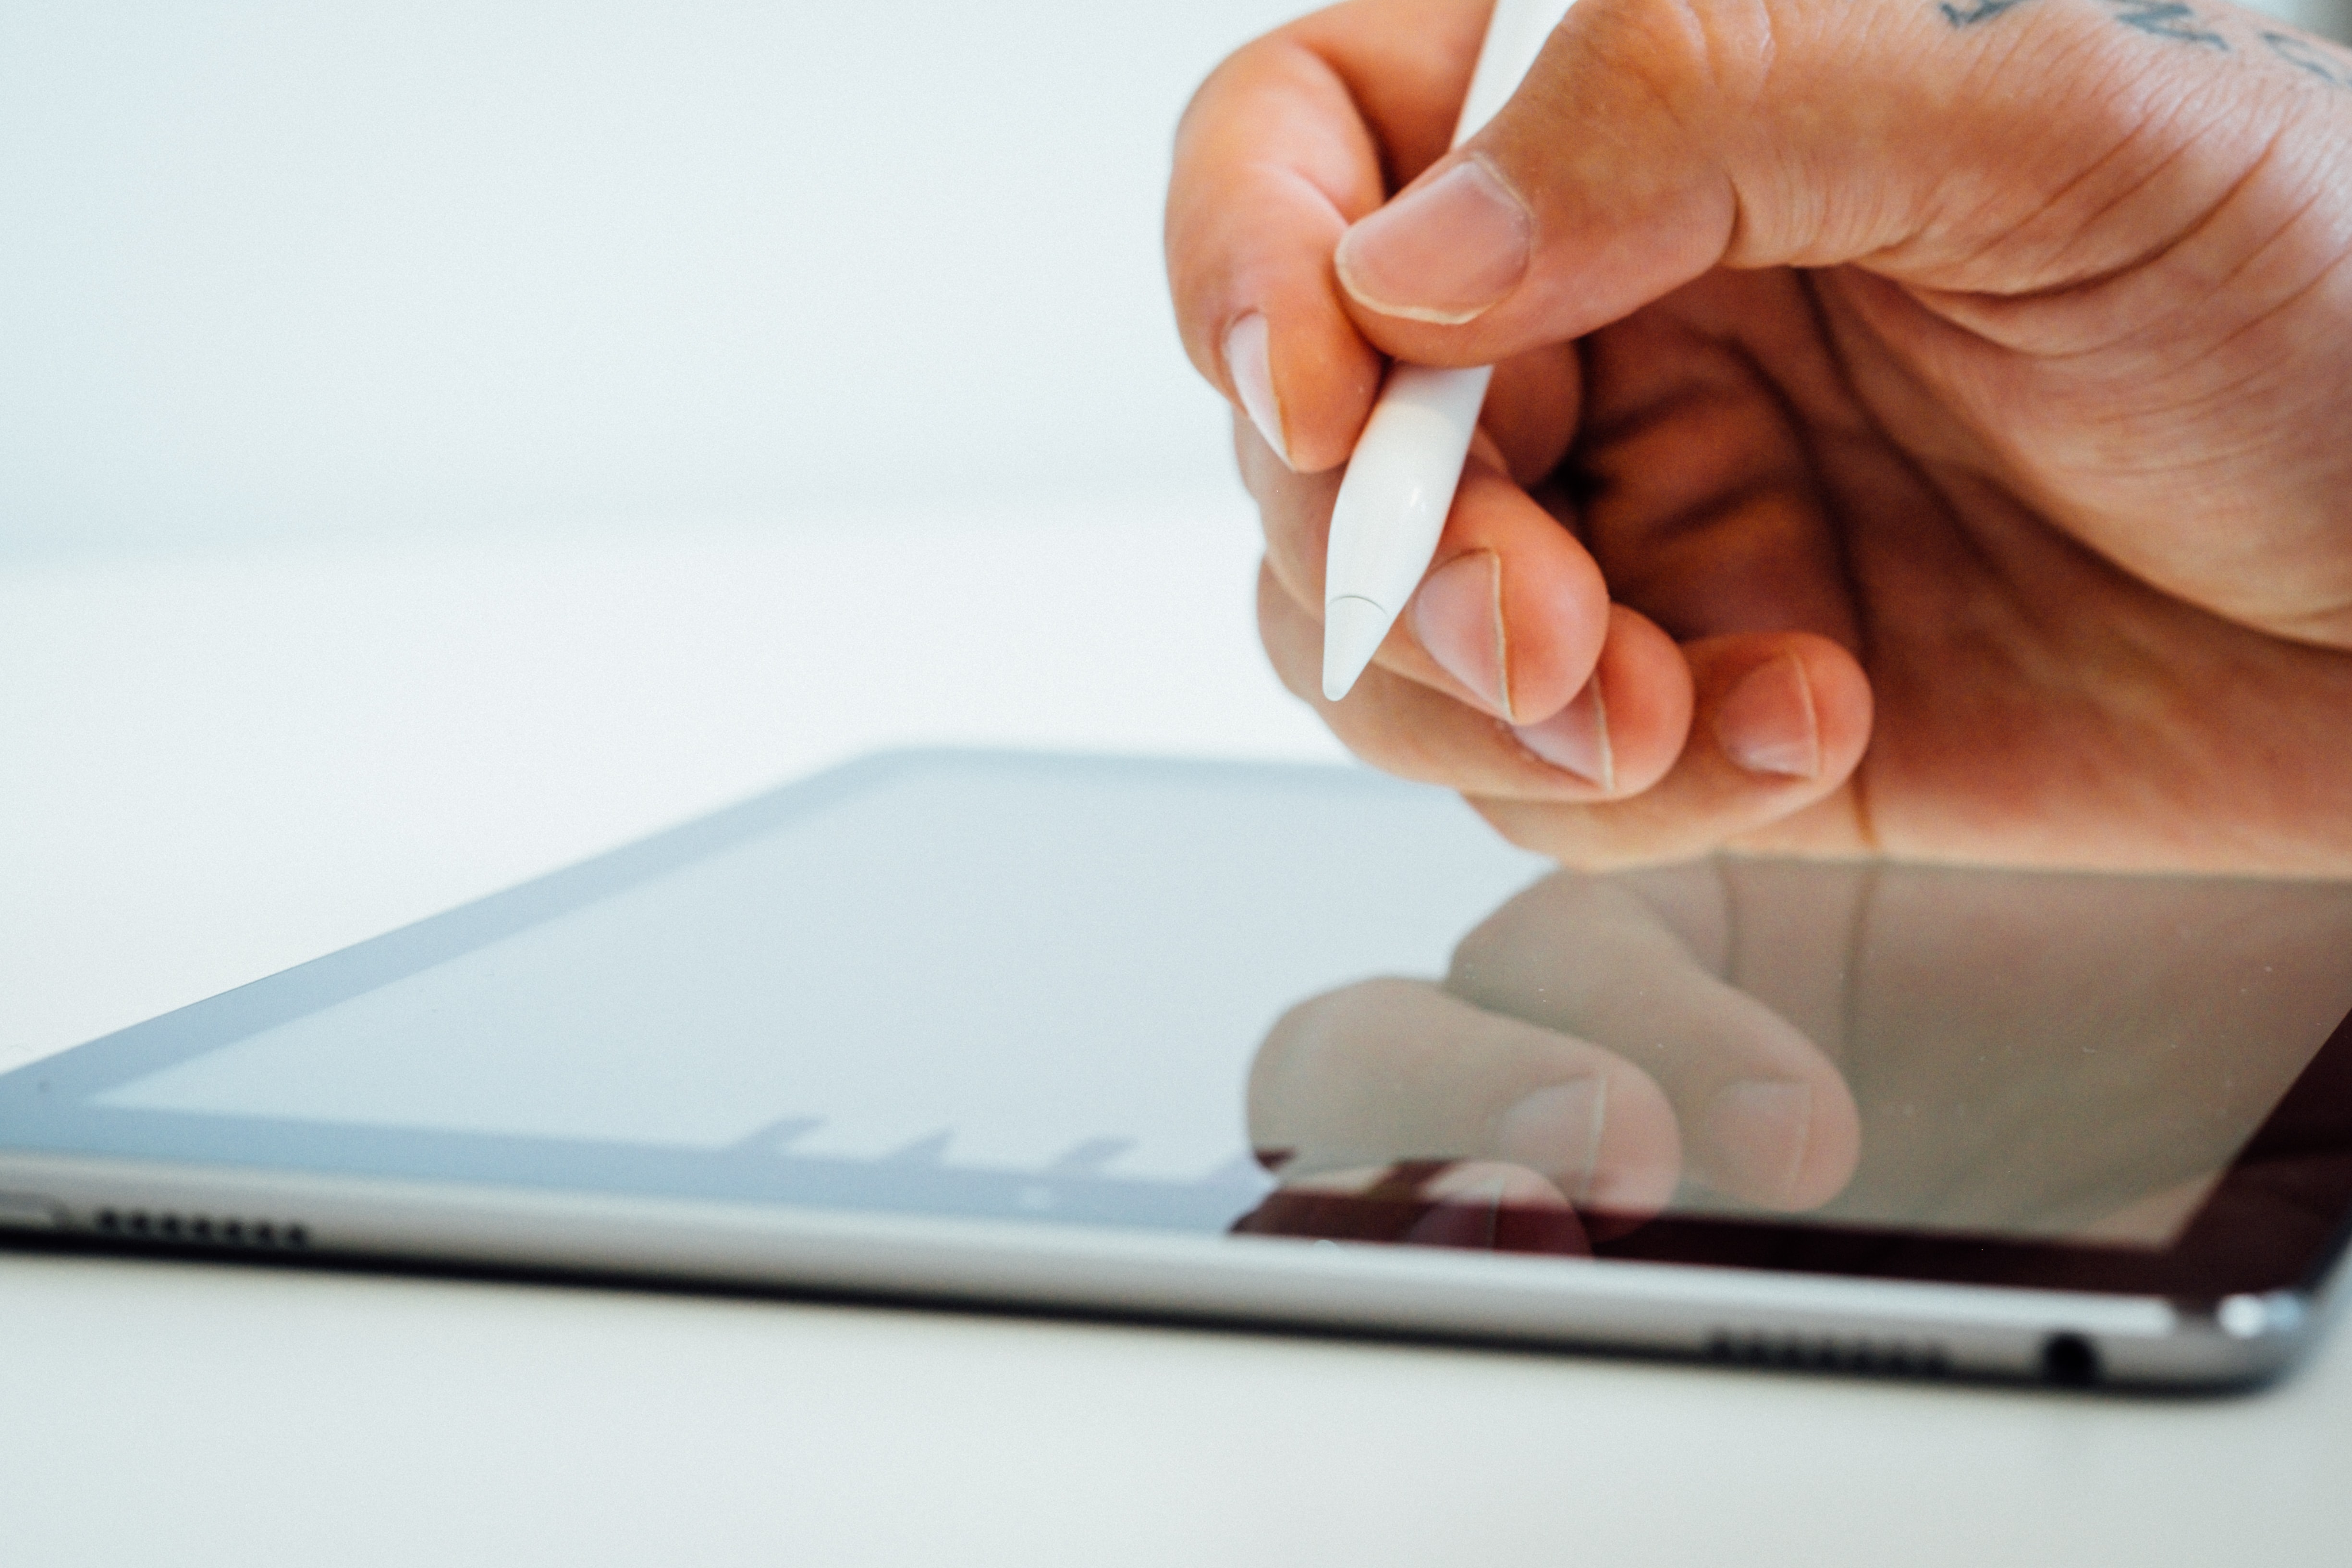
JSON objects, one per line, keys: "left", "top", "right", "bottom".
{"left": 1322, "top": 595, "right": 1392, "bottom": 703}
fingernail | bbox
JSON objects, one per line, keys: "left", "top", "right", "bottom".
{"left": 1409, "top": 551, "right": 1511, "bottom": 719}
{"left": 1703, "top": 1080, "right": 1813, "bottom": 1207}
{"left": 1335, "top": 159, "right": 1533, "bottom": 326}
{"left": 1223, "top": 313, "right": 1291, "bottom": 469}
{"left": 1495, "top": 1078, "right": 1607, "bottom": 1204}
{"left": 1715, "top": 654, "right": 1821, "bottom": 779}
{"left": 1514, "top": 679, "right": 1613, "bottom": 790}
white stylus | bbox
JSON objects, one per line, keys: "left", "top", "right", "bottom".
{"left": 1321, "top": 0, "right": 1573, "bottom": 702}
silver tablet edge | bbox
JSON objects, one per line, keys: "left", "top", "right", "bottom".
{"left": 0, "top": 1152, "right": 2319, "bottom": 1390}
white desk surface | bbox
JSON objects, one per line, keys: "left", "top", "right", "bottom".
{"left": 6, "top": 509, "right": 2350, "bottom": 1566}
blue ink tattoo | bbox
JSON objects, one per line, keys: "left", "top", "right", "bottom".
{"left": 2103, "top": 0, "right": 2227, "bottom": 49}
{"left": 1940, "top": 0, "right": 2033, "bottom": 25}
{"left": 2264, "top": 30, "right": 2352, "bottom": 87}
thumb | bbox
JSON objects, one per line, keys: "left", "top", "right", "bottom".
{"left": 1331, "top": 0, "right": 2282, "bottom": 359}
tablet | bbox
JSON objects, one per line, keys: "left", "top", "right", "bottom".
{"left": 5, "top": 749, "right": 2351, "bottom": 1388}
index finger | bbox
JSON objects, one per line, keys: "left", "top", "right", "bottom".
{"left": 1165, "top": 0, "right": 1491, "bottom": 472}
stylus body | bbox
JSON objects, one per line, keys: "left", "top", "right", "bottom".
{"left": 1320, "top": 0, "right": 1574, "bottom": 702}
{"left": 1322, "top": 362, "right": 1494, "bottom": 697}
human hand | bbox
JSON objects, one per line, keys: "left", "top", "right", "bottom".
{"left": 1236, "top": 858, "right": 2352, "bottom": 1249}
{"left": 1167, "top": 0, "right": 2352, "bottom": 870}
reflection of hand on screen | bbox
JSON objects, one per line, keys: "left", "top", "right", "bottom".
{"left": 1817, "top": 863, "right": 2352, "bottom": 1240}
{"left": 1237, "top": 858, "right": 2352, "bottom": 1250}
{"left": 1240, "top": 863, "right": 1862, "bottom": 1245}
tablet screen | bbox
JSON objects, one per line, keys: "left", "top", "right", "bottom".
{"left": 12, "top": 752, "right": 2352, "bottom": 1295}
{"left": 90, "top": 756, "right": 1544, "bottom": 1207}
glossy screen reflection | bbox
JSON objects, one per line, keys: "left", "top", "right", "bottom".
{"left": 1241, "top": 858, "right": 2352, "bottom": 1253}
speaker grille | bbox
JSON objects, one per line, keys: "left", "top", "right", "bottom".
{"left": 1704, "top": 1329, "right": 1948, "bottom": 1376}
{"left": 92, "top": 1206, "right": 310, "bottom": 1250}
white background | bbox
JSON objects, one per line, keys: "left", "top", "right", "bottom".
{"left": 0, "top": 0, "right": 1283, "bottom": 557}
{"left": 8, "top": 2, "right": 2352, "bottom": 1562}
{"left": 4, "top": 0, "right": 2345, "bottom": 561}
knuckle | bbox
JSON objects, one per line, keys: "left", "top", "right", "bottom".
{"left": 1174, "top": 31, "right": 1279, "bottom": 152}
{"left": 1555, "top": 0, "right": 1784, "bottom": 135}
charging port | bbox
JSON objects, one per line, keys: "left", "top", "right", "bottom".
{"left": 2041, "top": 1332, "right": 2101, "bottom": 1387}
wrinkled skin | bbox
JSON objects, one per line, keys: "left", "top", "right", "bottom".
{"left": 1166, "top": 0, "right": 2352, "bottom": 871}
